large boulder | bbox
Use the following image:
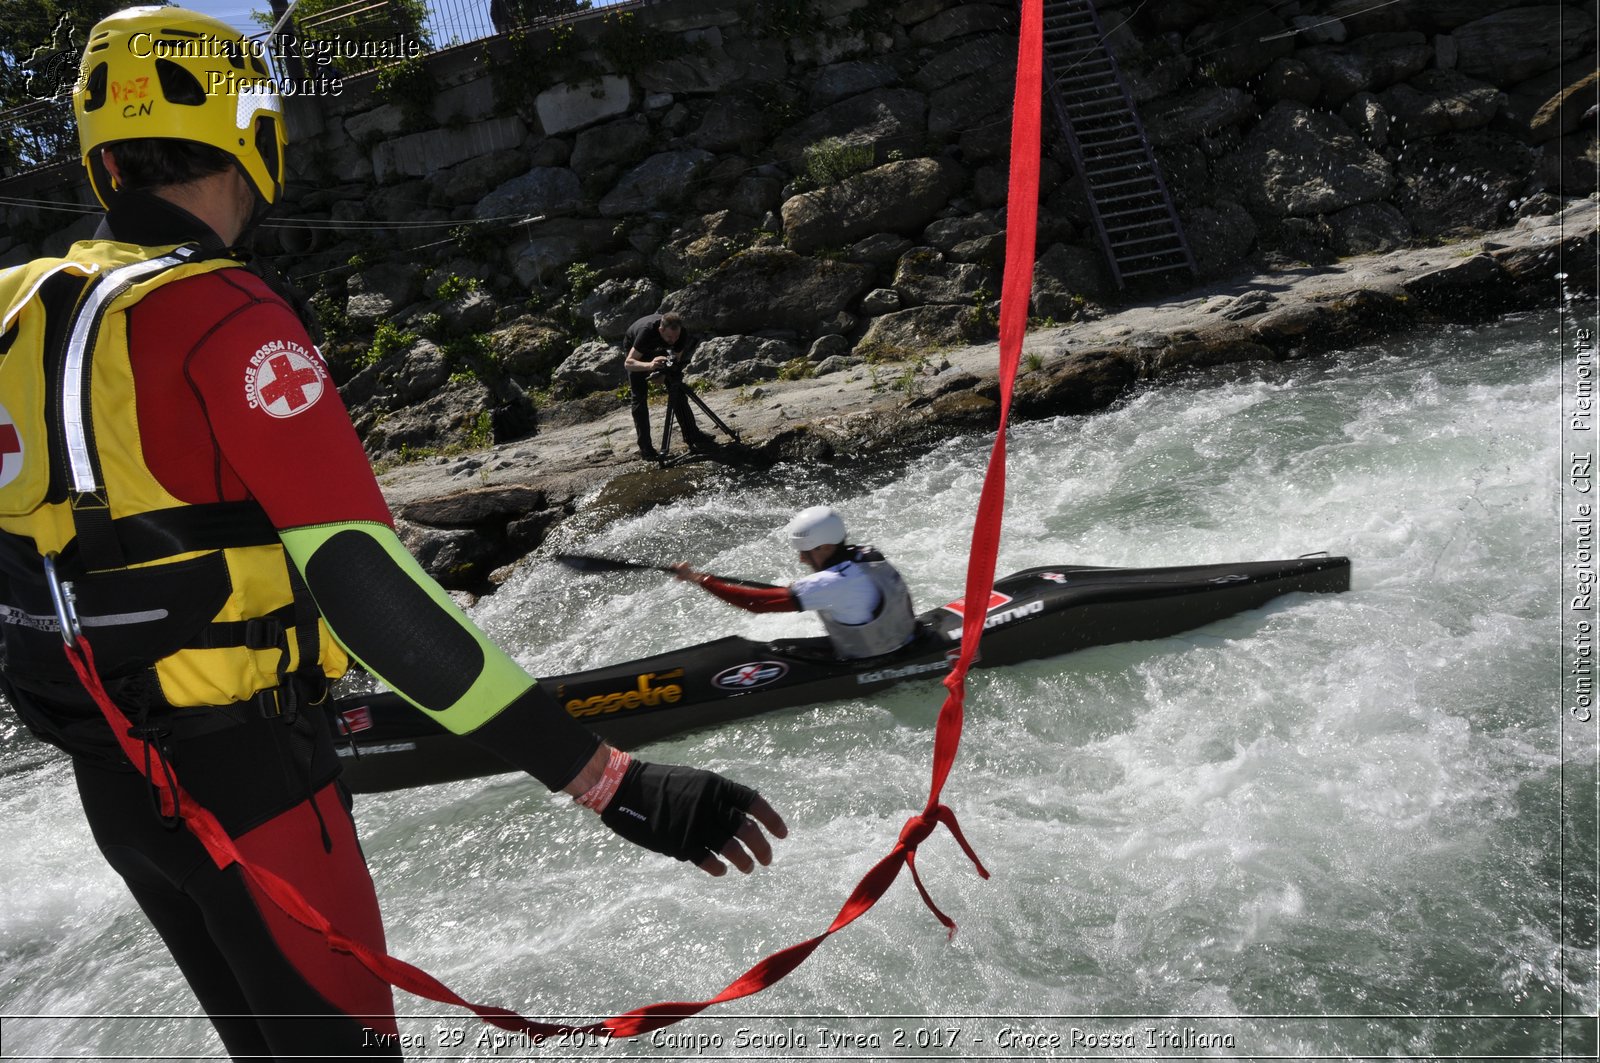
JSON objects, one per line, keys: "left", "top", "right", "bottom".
{"left": 1012, "top": 346, "right": 1140, "bottom": 419}
{"left": 472, "top": 167, "right": 583, "bottom": 220}
{"left": 638, "top": 44, "right": 745, "bottom": 94}
{"left": 1181, "top": 200, "right": 1258, "bottom": 280}
{"left": 361, "top": 376, "right": 498, "bottom": 458}
{"left": 599, "top": 150, "right": 717, "bottom": 216}
{"left": 1394, "top": 132, "right": 1537, "bottom": 237}
{"left": 662, "top": 248, "right": 874, "bottom": 335}
{"left": 1400, "top": 0, "right": 1551, "bottom": 32}
{"left": 892, "top": 248, "right": 997, "bottom": 307}
{"left": 346, "top": 262, "right": 425, "bottom": 327}
{"left": 428, "top": 149, "right": 530, "bottom": 207}
{"left": 1298, "top": 33, "right": 1433, "bottom": 106}
{"left": 683, "top": 335, "right": 804, "bottom": 387}
{"left": 1378, "top": 70, "right": 1504, "bottom": 139}
{"left": 506, "top": 219, "right": 623, "bottom": 287}
{"left": 535, "top": 76, "right": 632, "bottom": 135}
{"left": 579, "top": 279, "right": 664, "bottom": 340}
{"left": 375, "top": 339, "right": 451, "bottom": 406}
{"left": 436, "top": 289, "right": 498, "bottom": 337}
{"left": 652, "top": 211, "right": 758, "bottom": 286}
{"left": 1143, "top": 86, "right": 1257, "bottom": 145}
{"left": 782, "top": 157, "right": 969, "bottom": 253}
{"left": 1215, "top": 102, "right": 1394, "bottom": 217}
{"left": 910, "top": 3, "right": 1013, "bottom": 46}
{"left": 1452, "top": 6, "right": 1594, "bottom": 85}
{"left": 1261, "top": 58, "right": 1324, "bottom": 106}
{"left": 1182, "top": 5, "right": 1294, "bottom": 85}
{"left": 911, "top": 33, "right": 1009, "bottom": 92}
{"left": 490, "top": 316, "right": 573, "bottom": 380}
{"left": 1530, "top": 69, "right": 1600, "bottom": 143}
{"left": 372, "top": 116, "right": 528, "bottom": 182}
{"left": 687, "top": 96, "right": 770, "bottom": 152}
{"left": 855, "top": 304, "right": 986, "bottom": 358}
{"left": 810, "top": 60, "right": 900, "bottom": 109}
{"left": 768, "top": 87, "right": 928, "bottom": 170}
{"left": 551, "top": 340, "right": 623, "bottom": 398}
{"left": 1327, "top": 202, "right": 1413, "bottom": 256}
{"left": 928, "top": 69, "right": 1015, "bottom": 134}
{"left": 571, "top": 117, "right": 653, "bottom": 173}
{"left": 1030, "top": 242, "right": 1114, "bottom": 310}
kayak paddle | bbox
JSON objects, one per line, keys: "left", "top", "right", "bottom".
{"left": 552, "top": 552, "right": 779, "bottom": 590}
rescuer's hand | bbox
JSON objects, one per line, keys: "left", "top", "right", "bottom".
{"left": 599, "top": 759, "right": 787, "bottom": 875}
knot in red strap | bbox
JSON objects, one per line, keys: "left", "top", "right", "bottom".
{"left": 897, "top": 810, "right": 938, "bottom": 851}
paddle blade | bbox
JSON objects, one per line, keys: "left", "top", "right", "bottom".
{"left": 552, "top": 553, "right": 662, "bottom": 575}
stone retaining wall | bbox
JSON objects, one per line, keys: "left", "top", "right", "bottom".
{"left": 1, "top": 0, "right": 1595, "bottom": 466}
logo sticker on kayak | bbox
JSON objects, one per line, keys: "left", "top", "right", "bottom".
{"left": 941, "top": 590, "right": 1044, "bottom": 639}
{"left": 565, "top": 671, "right": 684, "bottom": 717}
{"left": 712, "top": 661, "right": 789, "bottom": 690}
{"left": 857, "top": 648, "right": 969, "bottom": 686}
{"left": 336, "top": 705, "right": 373, "bottom": 735}
{"left": 940, "top": 590, "right": 1013, "bottom": 618}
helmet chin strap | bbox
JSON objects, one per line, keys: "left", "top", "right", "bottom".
{"left": 234, "top": 163, "right": 277, "bottom": 247}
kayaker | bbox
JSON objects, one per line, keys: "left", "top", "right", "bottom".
{"left": 0, "top": 8, "right": 784, "bottom": 1058}
{"left": 671, "top": 506, "right": 918, "bottom": 659}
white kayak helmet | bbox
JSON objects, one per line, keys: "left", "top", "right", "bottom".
{"left": 785, "top": 505, "right": 847, "bottom": 552}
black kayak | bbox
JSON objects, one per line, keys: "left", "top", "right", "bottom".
{"left": 327, "top": 555, "right": 1351, "bottom": 793}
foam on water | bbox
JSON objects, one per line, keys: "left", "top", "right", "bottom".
{"left": 0, "top": 310, "right": 1590, "bottom": 1057}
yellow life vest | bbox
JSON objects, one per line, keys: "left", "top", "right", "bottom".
{"left": 0, "top": 239, "right": 349, "bottom": 711}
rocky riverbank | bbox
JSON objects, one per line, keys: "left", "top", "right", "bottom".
{"left": 384, "top": 194, "right": 1598, "bottom": 594}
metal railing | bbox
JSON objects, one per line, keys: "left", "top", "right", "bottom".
{"left": 426, "top": 0, "right": 645, "bottom": 50}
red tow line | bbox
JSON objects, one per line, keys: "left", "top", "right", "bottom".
{"left": 59, "top": 0, "right": 1046, "bottom": 1040}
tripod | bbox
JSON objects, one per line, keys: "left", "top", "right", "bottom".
{"left": 658, "top": 373, "right": 740, "bottom": 463}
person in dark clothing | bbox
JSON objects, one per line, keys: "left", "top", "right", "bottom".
{"left": 622, "top": 312, "right": 711, "bottom": 460}
{"left": 0, "top": 9, "right": 785, "bottom": 1059}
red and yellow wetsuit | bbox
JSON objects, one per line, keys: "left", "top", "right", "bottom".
{"left": 0, "top": 201, "right": 599, "bottom": 1057}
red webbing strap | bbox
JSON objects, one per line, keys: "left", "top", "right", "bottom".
{"left": 58, "top": 2, "right": 1045, "bottom": 1039}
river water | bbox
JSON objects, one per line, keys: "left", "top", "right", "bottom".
{"left": 1, "top": 307, "right": 1594, "bottom": 1060}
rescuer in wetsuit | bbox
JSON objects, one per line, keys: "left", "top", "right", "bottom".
{"left": 670, "top": 506, "right": 918, "bottom": 660}
{"left": 0, "top": 8, "right": 784, "bottom": 1059}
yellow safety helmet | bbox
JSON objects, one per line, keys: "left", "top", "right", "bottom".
{"left": 74, "top": 5, "right": 286, "bottom": 209}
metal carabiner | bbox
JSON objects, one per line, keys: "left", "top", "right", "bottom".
{"left": 42, "top": 553, "right": 83, "bottom": 648}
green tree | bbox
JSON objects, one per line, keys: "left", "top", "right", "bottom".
{"left": 0, "top": 0, "right": 123, "bottom": 174}
{"left": 492, "top": 0, "right": 590, "bottom": 34}
{"left": 265, "top": 0, "right": 434, "bottom": 70}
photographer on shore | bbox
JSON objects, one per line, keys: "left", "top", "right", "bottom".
{"left": 623, "top": 311, "right": 711, "bottom": 460}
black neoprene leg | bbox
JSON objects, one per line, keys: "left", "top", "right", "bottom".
{"left": 629, "top": 372, "right": 653, "bottom": 449}
{"left": 74, "top": 761, "right": 402, "bottom": 1060}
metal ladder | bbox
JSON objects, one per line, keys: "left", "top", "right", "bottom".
{"left": 1040, "top": 0, "right": 1194, "bottom": 288}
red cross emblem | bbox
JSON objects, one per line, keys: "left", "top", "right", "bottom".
{"left": 262, "top": 354, "right": 321, "bottom": 410}
{"left": 246, "top": 341, "right": 326, "bottom": 419}
{"left": 0, "top": 408, "right": 22, "bottom": 491}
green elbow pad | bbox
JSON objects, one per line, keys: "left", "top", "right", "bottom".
{"left": 279, "top": 522, "right": 535, "bottom": 735}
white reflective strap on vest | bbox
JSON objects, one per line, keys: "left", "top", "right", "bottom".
{"left": 0, "top": 601, "right": 169, "bottom": 631}
{"left": 62, "top": 249, "right": 198, "bottom": 494}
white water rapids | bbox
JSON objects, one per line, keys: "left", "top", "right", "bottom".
{"left": 0, "top": 307, "right": 1593, "bottom": 1060}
